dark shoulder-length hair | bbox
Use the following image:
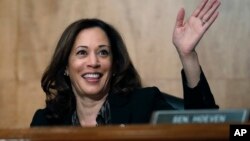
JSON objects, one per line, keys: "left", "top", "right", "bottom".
{"left": 41, "top": 18, "right": 141, "bottom": 119}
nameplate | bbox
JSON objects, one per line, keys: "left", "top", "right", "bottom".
{"left": 151, "top": 109, "right": 249, "bottom": 124}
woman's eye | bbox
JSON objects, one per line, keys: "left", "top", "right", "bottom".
{"left": 99, "top": 50, "right": 110, "bottom": 57}
{"left": 76, "top": 50, "right": 87, "bottom": 56}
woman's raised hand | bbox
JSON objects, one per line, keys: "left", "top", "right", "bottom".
{"left": 172, "top": 0, "right": 221, "bottom": 57}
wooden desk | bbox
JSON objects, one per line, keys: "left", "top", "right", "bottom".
{"left": 0, "top": 124, "right": 229, "bottom": 141}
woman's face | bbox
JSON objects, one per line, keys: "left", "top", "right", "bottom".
{"left": 67, "top": 27, "right": 112, "bottom": 97}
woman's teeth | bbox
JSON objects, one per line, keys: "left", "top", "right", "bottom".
{"left": 83, "top": 73, "right": 100, "bottom": 78}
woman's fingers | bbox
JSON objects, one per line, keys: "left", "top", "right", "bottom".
{"left": 197, "top": 0, "right": 218, "bottom": 19}
{"left": 175, "top": 8, "right": 185, "bottom": 28}
{"left": 202, "top": 0, "right": 221, "bottom": 24}
{"left": 192, "top": 0, "right": 209, "bottom": 17}
{"left": 203, "top": 10, "right": 219, "bottom": 30}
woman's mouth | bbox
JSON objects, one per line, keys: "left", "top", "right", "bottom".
{"left": 82, "top": 73, "right": 103, "bottom": 82}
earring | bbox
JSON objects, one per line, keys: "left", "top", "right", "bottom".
{"left": 64, "top": 70, "right": 69, "bottom": 76}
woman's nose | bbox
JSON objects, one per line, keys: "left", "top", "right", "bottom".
{"left": 87, "top": 53, "right": 100, "bottom": 68}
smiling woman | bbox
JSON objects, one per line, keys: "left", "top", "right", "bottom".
{"left": 33, "top": 19, "right": 142, "bottom": 126}
{"left": 30, "top": 0, "right": 220, "bottom": 127}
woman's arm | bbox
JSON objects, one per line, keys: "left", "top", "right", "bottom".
{"left": 172, "top": 0, "right": 221, "bottom": 88}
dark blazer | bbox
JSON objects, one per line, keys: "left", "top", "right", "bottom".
{"left": 30, "top": 69, "right": 218, "bottom": 126}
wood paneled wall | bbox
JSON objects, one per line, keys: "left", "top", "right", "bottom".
{"left": 0, "top": 0, "right": 249, "bottom": 128}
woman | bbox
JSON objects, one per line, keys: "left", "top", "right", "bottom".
{"left": 31, "top": 0, "right": 220, "bottom": 126}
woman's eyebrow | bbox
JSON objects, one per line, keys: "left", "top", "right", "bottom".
{"left": 75, "top": 45, "right": 110, "bottom": 50}
{"left": 98, "top": 45, "right": 111, "bottom": 49}
{"left": 74, "top": 46, "right": 88, "bottom": 52}
{"left": 76, "top": 45, "right": 88, "bottom": 49}
{"left": 99, "top": 45, "right": 110, "bottom": 48}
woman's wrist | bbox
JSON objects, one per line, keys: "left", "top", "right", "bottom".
{"left": 178, "top": 51, "right": 201, "bottom": 88}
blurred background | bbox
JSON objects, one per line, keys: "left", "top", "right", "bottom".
{"left": 0, "top": 0, "right": 249, "bottom": 128}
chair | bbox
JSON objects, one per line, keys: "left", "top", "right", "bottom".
{"left": 163, "top": 93, "right": 184, "bottom": 110}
